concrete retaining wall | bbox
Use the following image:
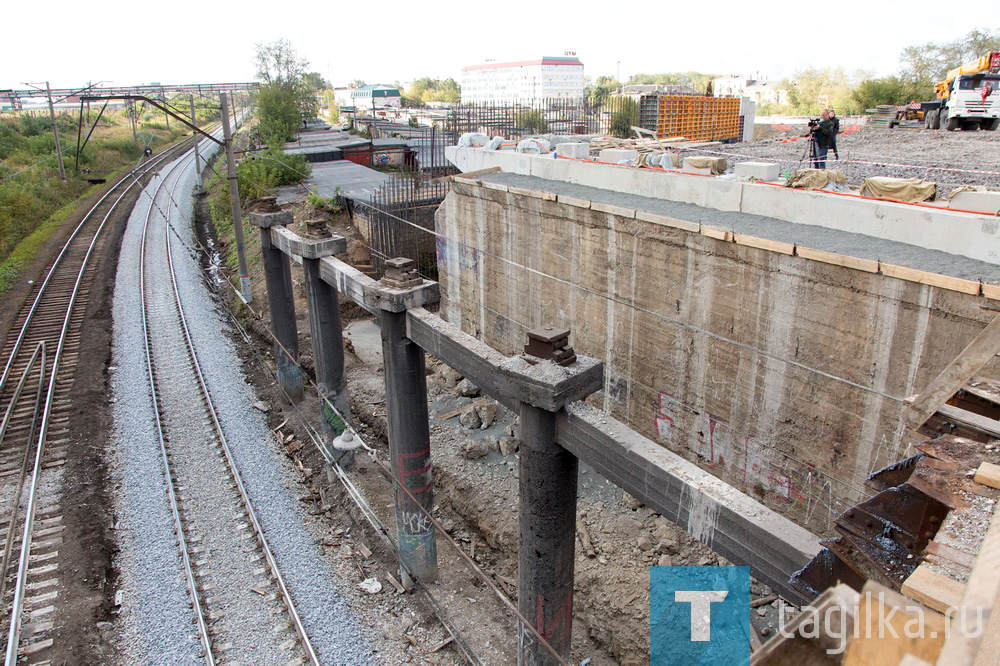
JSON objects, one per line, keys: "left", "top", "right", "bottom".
{"left": 436, "top": 181, "right": 1000, "bottom": 533}
{"left": 446, "top": 147, "right": 1000, "bottom": 264}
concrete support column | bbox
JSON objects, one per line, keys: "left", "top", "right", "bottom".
{"left": 378, "top": 257, "right": 437, "bottom": 584}
{"left": 249, "top": 207, "right": 303, "bottom": 404}
{"left": 517, "top": 402, "right": 578, "bottom": 666}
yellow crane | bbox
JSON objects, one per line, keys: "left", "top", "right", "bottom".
{"left": 922, "top": 51, "right": 1000, "bottom": 131}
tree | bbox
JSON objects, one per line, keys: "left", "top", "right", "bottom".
{"left": 514, "top": 109, "right": 547, "bottom": 133}
{"left": 852, "top": 76, "right": 933, "bottom": 110}
{"left": 900, "top": 28, "right": 1000, "bottom": 84}
{"left": 585, "top": 76, "right": 621, "bottom": 104}
{"left": 301, "top": 72, "right": 330, "bottom": 93}
{"left": 608, "top": 97, "right": 638, "bottom": 138}
{"left": 629, "top": 71, "right": 719, "bottom": 94}
{"left": 349, "top": 79, "right": 367, "bottom": 89}
{"left": 254, "top": 39, "right": 307, "bottom": 87}
{"left": 403, "top": 78, "right": 461, "bottom": 105}
{"left": 252, "top": 40, "right": 321, "bottom": 142}
{"left": 782, "top": 67, "right": 865, "bottom": 115}
{"left": 256, "top": 85, "right": 301, "bottom": 145}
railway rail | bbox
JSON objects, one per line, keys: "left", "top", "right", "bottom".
{"left": 137, "top": 137, "right": 319, "bottom": 664}
{"left": 0, "top": 130, "right": 209, "bottom": 664}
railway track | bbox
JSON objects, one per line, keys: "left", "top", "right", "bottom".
{"left": 0, "top": 130, "right": 211, "bottom": 664}
{"left": 138, "top": 137, "right": 319, "bottom": 664}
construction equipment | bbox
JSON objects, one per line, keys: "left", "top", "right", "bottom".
{"left": 922, "top": 51, "right": 1000, "bottom": 131}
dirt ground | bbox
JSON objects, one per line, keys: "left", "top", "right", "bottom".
{"left": 700, "top": 123, "right": 1000, "bottom": 195}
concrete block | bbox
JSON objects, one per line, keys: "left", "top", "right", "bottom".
{"left": 682, "top": 158, "right": 713, "bottom": 175}
{"left": 734, "top": 161, "right": 780, "bottom": 181}
{"left": 949, "top": 191, "right": 1000, "bottom": 215}
{"left": 555, "top": 142, "right": 591, "bottom": 160}
{"left": 598, "top": 149, "right": 638, "bottom": 164}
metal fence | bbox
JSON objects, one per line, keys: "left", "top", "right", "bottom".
{"left": 353, "top": 175, "right": 448, "bottom": 280}
{"left": 439, "top": 96, "right": 641, "bottom": 140}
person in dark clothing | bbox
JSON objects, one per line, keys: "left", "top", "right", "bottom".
{"left": 828, "top": 109, "right": 840, "bottom": 160}
{"left": 808, "top": 109, "right": 836, "bottom": 169}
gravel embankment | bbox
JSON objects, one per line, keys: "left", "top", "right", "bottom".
{"left": 683, "top": 125, "right": 1000, "bottom": 195}
{"left": 110, "top": 137, "right": 373, "bottom": 664}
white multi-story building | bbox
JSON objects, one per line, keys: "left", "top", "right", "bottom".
{"left": 460, "top": 56, "right": 585, "bottom": 103}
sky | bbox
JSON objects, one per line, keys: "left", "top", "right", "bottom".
{"left": 0, "top": 0, "right": 989, "bottom": 92}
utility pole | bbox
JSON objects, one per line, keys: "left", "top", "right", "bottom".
{"left": 189, "top": 94, "right": 203, "bottom": 189}
{"left": 45, "top": 82, "right": 66, "bottom": 182}
{"left": 220, "top": 92, "right": 252, "bottom": 303}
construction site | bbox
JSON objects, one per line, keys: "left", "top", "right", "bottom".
{"left": 217, "top": 81, "right": 1000, "bottom": 664}
{"left": 2, "top": 44, "right": 1000, "bottom": 666}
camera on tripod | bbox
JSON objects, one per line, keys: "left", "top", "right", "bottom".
{"left": 807, "top": 118, "right": 821, "bottom": 128}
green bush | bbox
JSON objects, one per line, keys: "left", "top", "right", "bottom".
{"left": 514, "top": 109, "right": 548, "bottom": 133}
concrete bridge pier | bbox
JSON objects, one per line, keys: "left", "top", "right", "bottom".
{"left": 249, "top": 208, "right": 303, "bottom": 404}
{"left": 378, "top": 258, "right": 438, "bottom": 584}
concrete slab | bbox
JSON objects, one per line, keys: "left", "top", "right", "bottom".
{"left": 599, "top": 149, "right": 638, "bottom": 163}
{"left": 555, "top": 142, "right": 591, "bottom": 159}
{"left": 950, "top": 191, "right": 1000, "bottom": 215}
{"left": 734, "top": 161, "right": 780, "bottom": 181}
{"left": 276, "top": 161, "right": 391, "bottom": 204}
{"left": 477, "top": 171, "right": 1000, "bottom": 284}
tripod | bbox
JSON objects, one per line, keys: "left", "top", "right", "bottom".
{"left": 800, "top": 133, "right": 819, "bottom": 169}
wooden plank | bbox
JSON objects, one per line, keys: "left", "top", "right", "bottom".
{"left": 844, "top": 581, "right": 946, "bottom": 666}
{"left": 700, "top": 225, "right": 733, "bottom": 242}
{"left": 796, "top": 246, "right": 879, "bottom": 273}
{"left": 907, "top": 315, "right": 1000, "bottom": 428}
{"left": 481, "top": 181, "right": 508, "bottom": 193}
{"left": 983, "top": 283, "right": 1000, "bottom": 302}
{"left": 936, "top": 503, "right": 1000, "bottom": 665}
{"left": 590, "top": 201, "right": 637, "bottom": 218}
{"left": 634, "top": 210, "right": 700, "bottom": 233}
{"left": 974, "top": 462, "right": 1000, "bottom": 490}
{"left": 556, "top": 194, "right": 591, "bottom": 209}
{"left": 879, "top": 263, "right": 982, "bottom": 295}
{"left": 556, "top": 402, "right": 819, "bottom": 605}
{"left": 934, "top": 404, "right": 1000, "bottom": 440}
{"left": 901, "top": 564, "right": 966, "bottom": 614}
{"left": 436, "top": 398, "right": 490, "bottom": 421}
{"left": 733, "top": 234, "right": 796, "bottom": 256}
{"left": 927, "top": 540, "right": 976, "bottom": 569}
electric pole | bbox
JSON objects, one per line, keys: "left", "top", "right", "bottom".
{"left": 45, "top": 82, "right": 66, "bottom": 182}
{"left": 189, "top": 94, "right": 203, "bottom": 189}
{"left": 220, "top": 92, "right": 252, "bottom": 303}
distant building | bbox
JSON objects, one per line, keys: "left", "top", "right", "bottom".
{"left": 460, "top": 56, "right": 585, "bottom": 103}
{"left": 712, "top": 75, "right": 788, "bottom": 107}
{"left": 350, "top": 85, "right": 402, "bottom": 109}
{"left": 621, "top": 84, "right": 701, "bottom": 98}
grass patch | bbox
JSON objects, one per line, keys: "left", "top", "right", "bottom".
{"left": 0, "top": 189, "right": 98, "bottom": 296}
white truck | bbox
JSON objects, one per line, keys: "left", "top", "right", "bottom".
{"left": 922, "top": 51, "right": 1000, "bottom": 131}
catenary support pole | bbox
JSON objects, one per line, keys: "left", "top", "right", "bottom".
{"left": 45, "top": 82, "right": 66, "bottom": 182}
{"left": 248, "top": 208, "right": 303, "bottom": 403}
{"left": 378, "top": 258, "right": 437, "bottom": 584}
{"left": 189, "top": 94, "right": 202, "bottom": 189}
{"left": 220, "top": 92, "right": 252, "bottom": 303}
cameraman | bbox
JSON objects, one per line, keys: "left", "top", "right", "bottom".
{"left": 806, "top": 109, "right": 836, "bottom": 169}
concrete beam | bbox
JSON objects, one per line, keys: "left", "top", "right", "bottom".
{"left": 318, "top": 256, "right": 439, "bottom": 314}
{"left": 269, "top": 226, "right": 346, "bottom": 259}
{"left": 556, "top": 401, "right": 820, "bottom": 604}
{"left": 405, "top": 307, "right": 603, "bottom": 411}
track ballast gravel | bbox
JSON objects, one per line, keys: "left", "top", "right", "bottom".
{"left": 110, "top": 137, "right": 373, "bottom": 664}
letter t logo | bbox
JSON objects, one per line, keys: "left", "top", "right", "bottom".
{"left": 675, "top": 591, "right": 729, "bottom": 641}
